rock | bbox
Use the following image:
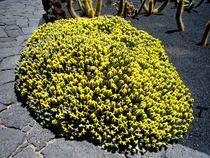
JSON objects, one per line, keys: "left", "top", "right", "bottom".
{"left": 28, "top": 19, "right": 41, "bottom": 27}
{"left": 165, "top": 144, "right": 210, "bottom": 158}
{"left": 13, "top": 147, "right": 39, "bottom": 158}
{"left": 42, "top": 139, "right": 125, "bottom": 158}
{"left": 22, "top": 27, "right": 37, "bottom": 35}
{"left": 0, "top": 103, "right": 7, "bottom": 112}
{"left": 0, "top": 127, "right": 25, "bottom": 158}
{"left": 0, "top": 41, "right": 19, "bottom": 48}
{"left": 0, "top": 69, "right": 16, "bottom": 85}
{"left": 0, "top": 18, "right": 16, "bottom": 26}
{"left": 6, "top": 25, "right": 20, "bottom": 30}
{"left": 0, "top": 28, "right": 7, "bottom": 38}
{"left": 16, "top": 34, "right": 30, "bottom": 45}
{"left": 0, "top": 82, "right": 17, "bottom": 105}
{"left": 0, "top": 55, "right": 20, "bottom": 70}
{"left": 0, "top": 37, "right": 16, "bottom": 42}
{"left": 0, "top": 47, "right": 22, "bottom": 58}
{"left": 16, "top": 18, "right": 28, "bottom": 28}
{"left": 0, "top": 103, "right": 33, "bottom": 130}
{"left": 6, "top": 29, "right": 23, "bottom": 38}
{"left": 27, "top": 123, "right": 55, "bottom": 151}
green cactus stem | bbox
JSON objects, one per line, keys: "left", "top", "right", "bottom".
{"left": 123, "top": 1, "right": 128, "bottom": 18}
{"left": 176, "top": 0, "right": 185, "bottom": 31}
{"left": 77, "top": 0, "right": 84, "bottom": 10}
{"left": 140, "top": 0, "right": 169, "bottom": 15}
{"left": 148, "top": 0, "right": 154, "bottom": 15}
{"left": 83, "top": 0, "right": 95, "bottom": 18}
{"left": 200, "top": 20, "right": 210, "bottom": 46}
{"left": 153, "top": 0, "right": 169, "bottom": 14}
{"left": 95, "top": 0, "right": 103, "bottom": 16}
{"left": 88, "top": 8, "right": 95, "bottom": 18}
{"left": 67, "top": 0, "right": 79, "bottom": 18}
{"left": 117, "top": 0, "right": 126, "bottom": 16}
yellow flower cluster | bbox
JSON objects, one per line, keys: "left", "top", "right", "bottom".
{"left": 16, "top": 16, "right": 194, "bottom": 154}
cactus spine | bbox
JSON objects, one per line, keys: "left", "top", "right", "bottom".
{"left": 176, "top": 0, "right": 185, "bottom": 31}
{"left": 200, "top": 20, "right": 210, "bottom": 46}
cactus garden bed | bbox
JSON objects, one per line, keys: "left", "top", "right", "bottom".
{"left": 16, "top": 16, "right": 195, "bottom": 154}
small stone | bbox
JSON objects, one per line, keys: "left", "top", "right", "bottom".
{"left": 6, "top": 29, "right": 23, "bottom": 38}
{"left": 27, "top": 123, "right": 55, "bottom": 151}
{"left": 42, "top": 139, "right": 124, "bottom": 158}
{"left": 6, "top": 25, "right": 20, "bottom": 30}
{"left": 0, "top": 103, "right": 33, "bottom": 130}
{"left": 13, "top": 147, "right": 38, "bottom": 158}
{"left": 16, "top": 34, "right": 30, "bottom": 45}
{"left": 0, "top": 127, "right": 25, "bottom": 158}
{"left": 28, "top": 19, "right": 41, "bottom": 27}
{"left": 0, "top": 41, "right": 19, "bottom": 48}
{"left": 16, "top": 19, "right": 28, "bottom": 28}
{"left": 0, "top": 28, "right": 7, "bottom": 38}
{"left": 0, "top": 82, "right": 17, "bottom": 105}
{"left": 0, "top": 37, "right": 16, "bottom": 42}
{"left": 0, "top": 69, "right": 16, "bottom": 85}
{"left": 165, "top": 144, "right": 210, "bottom": 158}
{"left": 0, "top": 103, "right": 7, "bottom": 112}
{"left": 0, "top": 18, "right": 16, "bottom": 25}
{"left": 0, "top": 55, "right": 20, "bottom": 70}
{"left": 0, "top": 46, "right": 22, "bottom": 58}
{"left": 22, "top": 27, "right": 37, "bottom": 35}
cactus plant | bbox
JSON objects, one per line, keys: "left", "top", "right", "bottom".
{"left": 140, "top": 0, "right": 169, "bottom": 15}
{"left": 116, "top": 0, "right": 138, "bottom": 18}
{"left": 67, "top": 0, "right": 79, "bottom": 18}
{"left": 117, "top": 0, "right": 126, "bottom": 16}
{"left": 176, "top": 0, "right": 185, "bottom": 31}
{"left": 200, "top": 20, "right": 210, "bottom": 46}
{"left": 67, "top": 0, "right": 103, "bottom": 18}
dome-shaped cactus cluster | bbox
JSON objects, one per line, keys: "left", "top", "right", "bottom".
{"left": 16, "top": 16, "right": 194, "bottom": 154}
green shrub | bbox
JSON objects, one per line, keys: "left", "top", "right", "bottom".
{"left": 16, "top": 16, "right": 194, "bottom": 154}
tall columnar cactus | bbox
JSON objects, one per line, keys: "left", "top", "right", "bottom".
{"left": 200, "top": 20, "right": 210, "bottom": 46}
{"left": 117, "top": 0, "right": 126, "bottom": 16}
{"left": 117, "top": 0, "right": 138, "bottom": 18}
{"left": 140, "top": 0, "right": 169, "bottom": 15}
{"left": 67, "top": 0, "right": 79, "bottom": 18}
{"left": 176, "top": 0, "right": 185, "bottom": 31}
{"left": 67, "top": 0, "right": 103, "bottom": 18}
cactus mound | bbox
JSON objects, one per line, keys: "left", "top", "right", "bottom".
{"left": 16, "top": 16, "right": 194, "bottom": 154}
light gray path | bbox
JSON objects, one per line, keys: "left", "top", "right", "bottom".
{"left": 0, "top": 0, "right": 209, "bottom": 158}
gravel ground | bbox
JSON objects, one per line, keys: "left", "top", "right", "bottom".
{"left": 0, "top": 0, "right": 209, "bottom": 157}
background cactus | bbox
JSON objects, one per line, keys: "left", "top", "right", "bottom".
{"left": 67, "top": 0, "right": 79, "bottom": 18}
{"left": 67, "top": 0, "right": 103, "bottom": 18}
{"left": 200, "top": 20, "right": 210, "bottom": 46}
{"left": 176, "top": 0, "right": 185, "bottom": 31}
{"left": 140, "top": 0, "right": 169, "bottom": 15}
